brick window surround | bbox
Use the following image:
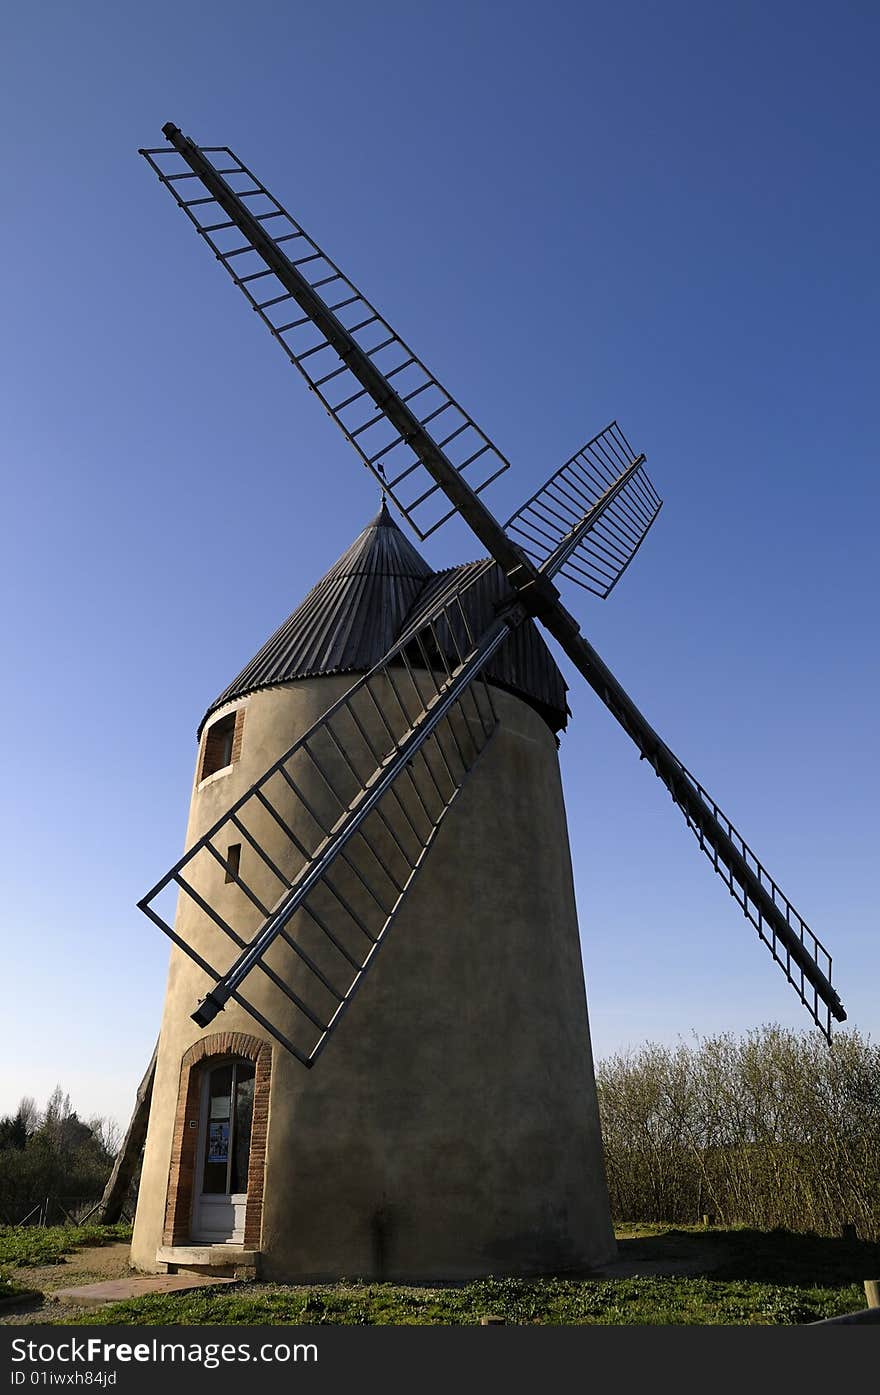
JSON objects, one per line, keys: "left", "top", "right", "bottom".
{"left": 199, "top": 706, "right": 246, "bottom": 782}
{"left": 163, "top": 1031, "right": 271, "bottom": 1249}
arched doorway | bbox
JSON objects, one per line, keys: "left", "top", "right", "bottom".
{"left": 163, "top": 1031, "right": 270, "bottom": 1251}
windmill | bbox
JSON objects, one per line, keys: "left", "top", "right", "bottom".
{"left": 127, "top": 124, "right": 846, "bottom": 1281}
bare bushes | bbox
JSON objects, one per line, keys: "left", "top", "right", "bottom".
{"left": 596, "top": 1026, "right": 880, "bottom": 1238}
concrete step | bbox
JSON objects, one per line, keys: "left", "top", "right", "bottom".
{"left": 156, "top": 1245, "right": 259, "bottom": 1279}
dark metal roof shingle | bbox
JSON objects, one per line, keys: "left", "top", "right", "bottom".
{"left": 200, "top": 504, "right": 568, "bottom": 736}
{"left": 200, "top": 502, "right": 432, "bottom": 733}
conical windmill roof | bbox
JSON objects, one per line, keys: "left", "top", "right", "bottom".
{"left": 200, "top": 501, "right": 431, "bottom": 732}
{"left": 200, "top": 501, "right": 568, "bottom": 736}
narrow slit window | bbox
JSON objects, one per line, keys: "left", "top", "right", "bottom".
{"left": 200, "top": 712, "right": 236, "bottom": 780}
{"left": 224, "top": 844, "right": 241, "bottom": 884}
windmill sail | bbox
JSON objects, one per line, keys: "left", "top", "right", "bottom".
{"left": 504, "top": 422, "right": 662, "bottom": 597}
{"left": 673, "top": 761, "right": 838, "bottom": 1037}
{"left": 140, "top": 122, "right": 846, "bottom": 1043}
{"left": 538, "top": 610, "right": 846, "bottom": 1040}
{"left": 140, "top": 575, "right": 514, "bottom": 1065}
{"left": 140, "top": 128, "right": 510, "bottom": 540}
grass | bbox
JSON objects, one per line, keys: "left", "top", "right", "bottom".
{"left": 614, "top": 1221, "right": 880, "bottom": 1287}
{"left": 64, "top": 1273, "right": 862, "bottom": 1326}
{"left": 61, "top": 1223, "right": 879, "bottom": 1326}
{"left": 0, "top": 1269, "right": 40, "bottom": 1308}
{"left": 0, "top": 1222, "right": 131, "bottom": 1269}
{"left": 3, "top": 1221, "right": 874, "bottom": 1325}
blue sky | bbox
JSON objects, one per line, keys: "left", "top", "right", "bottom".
{"left": 1, "top": 1, "right": 877, "bottom": 1127}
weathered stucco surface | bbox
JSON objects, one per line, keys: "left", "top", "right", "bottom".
{"left": 131, "top": 676, "right": 615, "bottom": 1279}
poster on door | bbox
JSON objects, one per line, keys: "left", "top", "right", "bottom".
{"left": 208, "top": 1121, "right": 230, "bottom": 1164}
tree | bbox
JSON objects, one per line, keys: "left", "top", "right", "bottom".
{"left": 0, "top": 1112, "right": 28, "bottom": 1151}
{"left": 0, "top": 1086, "right": 121, "bottom": 1221}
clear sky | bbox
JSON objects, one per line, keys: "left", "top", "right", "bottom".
{"left": 1, "top": 0, "right": 877, "bottom": 1129}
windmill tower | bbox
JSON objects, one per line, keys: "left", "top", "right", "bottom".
{"left": 129, "top": 124, "right": 846, "bottom": 1281}
{"left": 132, "top": 504, "right": 614, "bottom": 1278}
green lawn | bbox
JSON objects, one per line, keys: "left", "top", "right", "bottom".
{"left": 2, "top": 1222, "right": 874, "bottom": 1325}
{"left": 65, "top": 1223, "right": 877, "bottom": 1326}
{"left": 0, "top": 1222, "right": 131, "bottom": 1269}
{"left": 0, "top": 1270, "right": 40, "bottom": 1307}
{"left": 64, "top": 1272, "right": 862, "bottom": 1326}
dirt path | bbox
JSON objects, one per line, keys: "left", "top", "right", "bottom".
{"left": 1, "top": 1242, "right": 133, "bottom": 1325}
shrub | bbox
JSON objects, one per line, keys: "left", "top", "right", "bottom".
{"left": 596, "top": 1026, "right": 880, "bottom": 1239}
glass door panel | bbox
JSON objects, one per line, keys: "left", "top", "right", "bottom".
{"left": 193, "top": 1059, "right": 256, "bottom": 1242}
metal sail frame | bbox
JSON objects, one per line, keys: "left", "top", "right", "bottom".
{"left": 139, "top": 569, "right": 503, "bottom": 1067}
{"left": 138, "top": 123, "right": 847, "bottom": 1046}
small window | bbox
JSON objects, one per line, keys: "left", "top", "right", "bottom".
{"left": 224, "top": 844, "right": 241, "bottom": 884}
{"left": 200, "top": 713, "right": 235, "bottom": 780}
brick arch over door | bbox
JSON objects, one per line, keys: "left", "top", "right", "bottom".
{"left": 163, "top": 1031, "right": 271, "bottom": 1249}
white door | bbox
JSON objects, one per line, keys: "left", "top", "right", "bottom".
{"left": 192, "top": 1060, "right": 256, "bottom": 1244}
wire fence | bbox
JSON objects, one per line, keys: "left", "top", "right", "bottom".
{"left": 0, "top": 1196, "right": 129, "bottom": 1228}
